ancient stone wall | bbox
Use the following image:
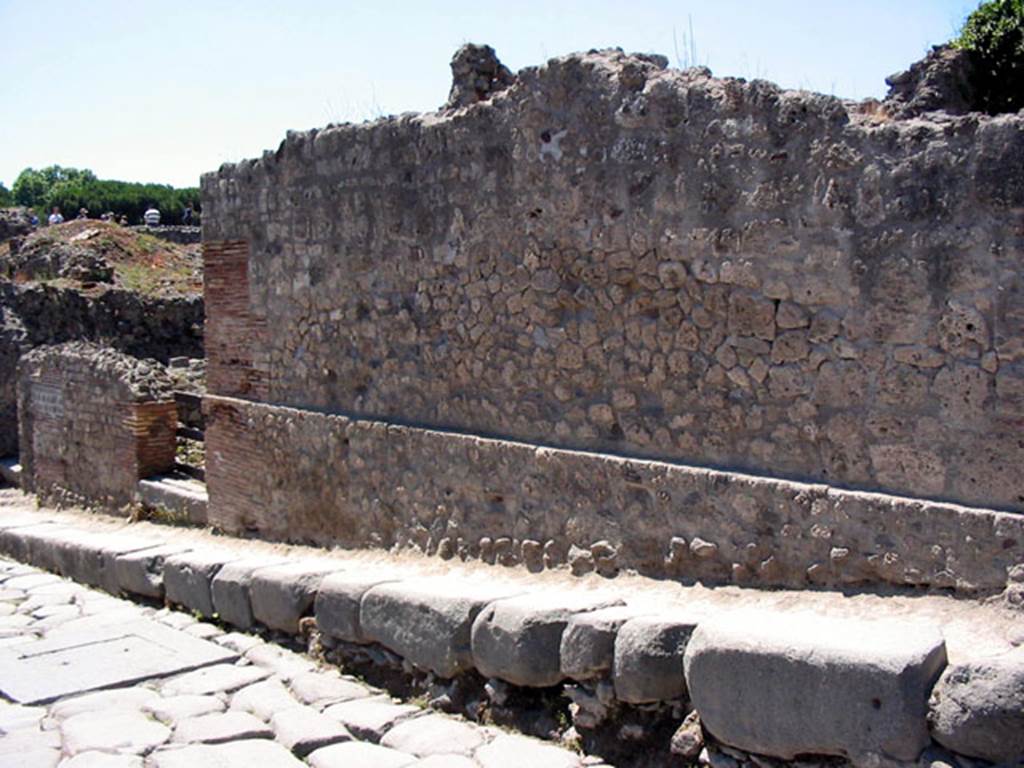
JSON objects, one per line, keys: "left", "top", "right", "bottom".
{"left": 205, "top": 393, "right": 1024, "bottom": 592}
{"left": 202, "top": 48, "right": 1024, "bottom": 514}
{"left": 0, "top": 282, "right": 203, "bottom": 457}
{"left": 17, "top": 342, "right": 177, "bottom": 506}
{"left": 200, "top": 47, "right": 1024, "bottom": 592}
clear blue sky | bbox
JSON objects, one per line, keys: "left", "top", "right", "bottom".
{"left": 0, "top": 0, "right": 977, "bottom": 190}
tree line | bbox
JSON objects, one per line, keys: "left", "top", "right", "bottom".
{"left": 0, "top": 166, "right": 200, "bottom": 225}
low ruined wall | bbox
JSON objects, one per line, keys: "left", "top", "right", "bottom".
{"left": 129, "top": 225, "right": 202, "bottom": 245}
{"left": 205, "top": 394, "right": 1024, "bottom": 594}
{"left": 0, "top": 281, "right": 202, "bottom": 457}
{"left": 17, "top": 343, "right": 177, "bottom": 506}
{"left": 201, "top": 48, "right": 1024, "bottom": 512}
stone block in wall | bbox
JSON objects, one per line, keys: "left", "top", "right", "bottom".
{"left": 17, "top": 342, "right": 177, "bottom": 507}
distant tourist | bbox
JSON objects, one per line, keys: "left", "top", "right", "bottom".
{"left": 143, "top": 205, "right": 161, "bottom": 227}
{"left": 118, "top": 214, "right": 129, "bottom": 226}
{"left": 27, "top": 209, "right": 39, "bottom": 227}
{"left": 48, "top": 207, "right": 64, "bottom": 225}
{"left": 182, "top": 204, "right": 194, "bottom": 225}
{"left": 77, "top": 207, "right": 89, "bottom": 220}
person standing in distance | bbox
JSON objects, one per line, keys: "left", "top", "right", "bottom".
{"left": 48, "top": 207, "right": 64, "bottom": 225}
{"left": 143, "top": 204, "right": 161, "bottom": 227}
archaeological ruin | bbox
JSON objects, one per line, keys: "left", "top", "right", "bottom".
{"left": 200, "top": 44, "right": 1023, "bottom": 594}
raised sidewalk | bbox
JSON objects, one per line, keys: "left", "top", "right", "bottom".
{"left": 0, "top": 486, "right": 1021, "bottom": 767}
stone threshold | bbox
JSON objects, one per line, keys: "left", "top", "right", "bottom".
{"left": 0, "top": 488, "right": 1020, "bottom": 767}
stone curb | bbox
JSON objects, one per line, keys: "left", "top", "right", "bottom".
{"left": 0, "top": 513, "right": 1019, "bottom": 766}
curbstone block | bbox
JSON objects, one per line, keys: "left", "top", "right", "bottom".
{"left": 613, "top": 613, "right": 699, "bottom": 703}
{"left": 314, "top": 570, "right": 400, "bottom": 644}
{"left": 929, "top": 649, "right": 1024, "bottom": 764}
{"left": 210, "top": 558, "right": 290, "bottom": 630}
{"left": 164, "top": 549, "right": 238, "bottom": 618}
{"left": 115, "top": 545, "right": 192, "bottom": 599}
{"left": 683, "top": 610, "right": 947, "bottom": 763}
{"left": 248, "top": 561, "right": 340, "bottom": 633}
{"left": 560, "top": 605, "right": 644, "bottom": 681}
{"left": 360, "top": 578, "right": 525, "bottom": 679}
{"left": 471, "top": 591, "right": 624, "bottom": 687}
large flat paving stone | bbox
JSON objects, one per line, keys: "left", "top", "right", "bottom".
{"left": 361, "top": 577, "right": 525, "bottom": 678}
{"left": 150, "top": 738, "right": 305, "bottom": 767}
{"left": 144, "top": 694, "right": 225, "bottom": 724}
{"left": 172, "top": 710, "right": 272, "bottom": 743}
{"left": 61, "top": 709, "right": 171, "bottom": 755}
{"left": 248, "top": 561, "right": 340, "bottom": 632}
{"left": 289, "top": 670, "right": 372, "bottom": 707}
{"left": 160, "top": 663, "right": 269, "bottom": 696}
{"left": 164, "top": 549, "right": 238, "bottom": 618}
{"left": 271, "top": 705, "right": 353, "bottom": 757}
{"left": 475, "top": 733, "right": 583, "bottom": 768}
{"left": 59, "top": 753, "right": 144, "bottom": 767}
{"left": 472, "top": 591, "right": 624, "bottom": 687}
{"left": 928, "top": 648, "right": 1024, "bottom": 764}
{"left": 322, "top": 698, "right": 420, "bottom": 741}
{"left": 50, "top": 688, "right": 160, "bottom": 720}
{"left": 380, "top": 712, "right": 485, "bottom": 756}
{"left": 0, "top": 746, "right": 60, "bottom": 767}
{"left": 314, "top": 570, "right": 400, "bottom": 643}
{"left": 561, "top": 605, "right": 643, "bottom": 681}
{"left": 210, "top": 558, "right": 291, "bottom": 631}
{"left": 683, "top": 610, "right": 947, "bottom": 763}
{"left": 0, "top": 619, "right": 236, "bottom": 704}
{"left": 229, "top": 678, "right": 300, "bottom": 720}
{"left": 613, "top": 613, "right": 699, "bottom": 703}
{"left": 308, "top": 741, "right": 417, "bottom": 768}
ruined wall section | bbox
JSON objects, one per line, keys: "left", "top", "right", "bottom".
{"left": 202, "top": 50, "right": 1024, "bottom": 512}
{"left": 17, "top": 343, "right": 177, "bottom": 506}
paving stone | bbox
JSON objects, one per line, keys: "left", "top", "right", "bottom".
{"left": 683, "top": 610, "right": 947, "bottom": 764}
{"left": 561, "top": 605, "right": 643, "bottom": 681}
{"left": 61, "top": 710, "right": 170, "bottom": 755}
{"left": 271, "top": 705, "right": 352, "bottom": 757}
{"left": 0, "top": 703, "right": 45, "bottom": 731}
{"left": 613, "top": 613, "right": 699, "bottom": 703}
{"left": 929, "top": 649, "right": 1024, "bottom": 764}
{"left": 471, "top": 591, "right": 624, "bottom": 687}
{"left": 215, "top": 632, "right": 263, "bottom": 654}
{"left": 114, "top": 545, "right": 191, "bottom": 599}
{"left": 210, "top": 559, "right": 290, "bottom": 631}
{"left": 307, "top": 741, "right": 417, "bottom": 768}
{"left": 172, "top": 710, "right": 273, "bottom": 744}
{"left": 229, "top": 678, "right": 300, "bottom": 721}
{"left": 184, "top": 621, "right": 222, "bottom": 640}
{"left": 3, "top": 573, "right": 62, "bottom": 592}
{"left": 414, "top": 756, "right": 480, "bottom": 768}
{"left": 50, "top": 688, "right": 161, "bottom": 720}
{"left": 164, "top": 550, "right": 237, "bottom": 618}
{"left": 144, "top": 694, "right": 225, "bottom": 724}
{"left": 380, "top": 713, "right": 485, "bottom": 756}
{"left": 314, "top": 570, "right": 399, "bottom": 643}
{"left": 0, "top": 747, "right": 60, "bottom": 767}
{"left": 160, "top": 663, "right": 270, "bottom": 696}
{"left": 244, "top": 643, "right": 317, "bottom": 682}
{"left": 475, "top": 734, "right": 582, "bottom": 768}
{"left": 57, "top": 753, "right": 143, "bottom": 767}
{"left": 360, "top": 577, "right": 525, "bottom": 678}
{"left": 248, "top": 561, "right": 340, "bottom": 633}
{"left": 322, "top": 698, "right": 421, "bottom": 742}
{"left": 0, "top": 725, "right": 60, "bottom": 754}
{"left": 149, "top": 738, "right": 305, "bottom": 768}
{"left": 289, "top": 670, "right": 372, "bottom": 707}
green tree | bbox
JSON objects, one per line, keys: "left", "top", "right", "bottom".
{"left": 12, "top": 165, "right": 96, "bottom": 209}
{"left": 0, "top": 183, "right": 12, "bottom": 207}
{"left": 956, "top": 0, "right": 1024, "bottom": 113}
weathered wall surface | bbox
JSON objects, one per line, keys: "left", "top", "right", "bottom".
{"left": 202, "top": 48, "right": 1024, "bottom": 513}
{"left": 0, "top": 282, "right": 202, "bottom": 457}
{"left": 17, "top": 343, "right": 177, "bottom": 506}
{"left": 205, "top": 393, "right": 1024, "bottom": 592}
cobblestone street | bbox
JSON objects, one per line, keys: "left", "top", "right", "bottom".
{"left": 0, "top": 557, "right": 592, "bottom": 768}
